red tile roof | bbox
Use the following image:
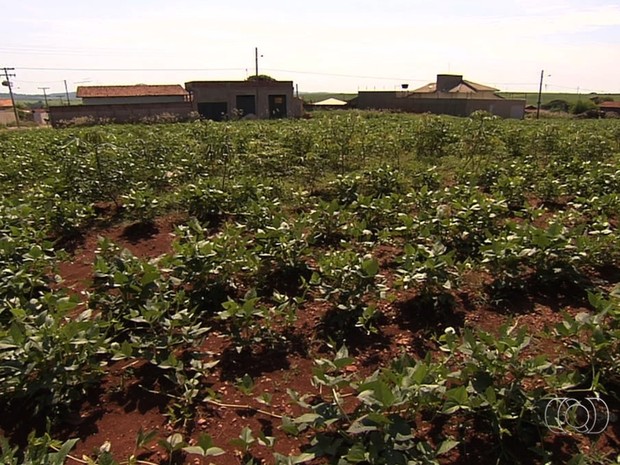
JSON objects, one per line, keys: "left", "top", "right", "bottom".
{"left": 76, "top": 84, "right": 188, "bottom": 98}
{"left": 600, "top": 101, "right": 620, "bottom": 109}
{"left": 0, "top": 99, "right": 13, "bottom": 108}
{"left": 412, "top": 78, "right": 498, "bottom": 94}
{"left": 462, "top": 80, "right": 498, "bottom": 92}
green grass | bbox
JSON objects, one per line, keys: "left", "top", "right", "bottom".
{"left": 498, "top": 92, "right": 620, "bottom": 106}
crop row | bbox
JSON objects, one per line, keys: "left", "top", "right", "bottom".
{"left": 0, "top": 112, "right": 619, "bottom": 464}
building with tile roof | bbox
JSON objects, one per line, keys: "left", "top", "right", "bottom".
{"left": 599, "top": 100, "right": 620, "bottom": 115}
{"left": 76, "top": 84, "right": 189, "bottom": 105}
{"left": 412, "top": 75, "right": 499, "bottom": 97}
{"left": 185, "top": 80, "right": 303, "bottom": 120}
{"left": 354, "top": 74, "right": 525, "bottom": 119}
{"left": 0, "top": 99, "right": 17, "bottom": 125}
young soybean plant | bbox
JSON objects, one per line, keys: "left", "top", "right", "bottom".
{"left": 310, "top": 250, "right": 384, "bottom": 336}
{"left": 218, "top": 288, "right": 298, "bottom": 353}
{"left": 396, "top": 241, "right": 457, "bottom": 310}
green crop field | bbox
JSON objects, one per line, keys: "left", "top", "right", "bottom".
{"left": 0, "top": 111, "right": 619, "bottom": 464}
{"left": 498, "top": 92, "right": 620, "bottom": 106}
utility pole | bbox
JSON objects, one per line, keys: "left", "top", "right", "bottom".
{"left": 38, "top": 87, "right": 50, "bottom": 108}
{"left": 255, "top": 47, "right": 259, "bottom": 77}
{"left": 536, "top": 69, "right": 544, "bottom": 120}
{"left": 64, "top": 80, "right": 71, "bottom": 106}
{"left": 254, "top": 47, "right": 259, "bottom": 117}
{"left": 2, "top": 67, "right": 20, "bottom": 127}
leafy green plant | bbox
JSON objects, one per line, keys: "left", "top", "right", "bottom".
{"left": 183, "top": 433, "right": 225, "bottom": 458}
{"left": 168, "top": 219, "right": 259, "bottom": 309}
{"left": 158, "top": 433, "right": 187, "bottom": 465}
{"left": 253, "top": 215, "right": 311, "bottom": 292}
{"left": 553, "top": 286, "right": 620, "bottom": 391}
{"left": 0, "top": 300, "right": 107, "bottom": 418}
{"left": 0, "top": 433, "right": 78, "bottom": 465}
{"left": 310, "top": 251, "right": 384, "bottom": 336}
{"left": 396, "top": 241, "right": 457, "bottom": 309}
{"left": 120, "top": 183, "right": 159, "bottom": 223}
{"left": 218, "top": 288, "right": 297, "bottom": 352}
{"left": 413, "top": 114, "right": 455, "bottom": 158}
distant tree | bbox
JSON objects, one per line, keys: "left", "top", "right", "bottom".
{"left": 246, "top": 74, "right": 276, "bottom": 82}
{"left": 571, "top": 99, "right": 597, "bottom": 114}
{"left": 26, "top": 100, "right": 45, "bottom": 110}
{"left": 541, "top": 99, "right": 569, "bottom": 112}
{"left": 589, "top": 95, "right": 614, "bottom": 105}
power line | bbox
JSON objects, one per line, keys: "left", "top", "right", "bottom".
{"left": 16, "top": 65, "right": 432, "bottom": 83}
{"left": 0, "top": 45, "right": 176, "bottom": 57}
{"left": 263, "top": 68, "right": 428, "bottom": 82}
{"left": 17, "top": 66, "right": 246, "bottom": 72}
{"left": 11, "top": 65, "right": 545, "bottom": 87}
{"left": 14, "top": 79, "right": 65, "bottom": 84}
{"left": 11, "top": 65, "right": 616, "bottom": 94}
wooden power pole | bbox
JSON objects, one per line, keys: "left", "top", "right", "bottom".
{"left": 2, "top": 67, "right": 20, "bottom": 127}
{"left": 255, "top": 47, "right": 259, "bottom": 77}
{"left": 38, "top": 87, "right": 50, "bottom": 108}
{"left": 536, "top": 69, "right": 544, "bottom": 120}
{"left": 64, "top": 80, "right": 71, "bottom": 106}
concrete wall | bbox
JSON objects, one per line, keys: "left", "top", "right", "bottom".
{"left": 81, "top": 95, "right": 188, "bottom": 105}
{"left": 185, "top": 81, "right": 301, "bottom": 119}
{"left": 436, "top": 74, "right": 463, "bottom": 92}
{"left": 33, "top": 111, "right": 49, "bottom": 125}
{"left": 0, "top": 109, "right": 16, "bottom": 126}
{"left": 356, "top": 92, "right": 525, "bottom": 119}
{"left": 48, "top": 102, "right": 193, "bottom": 127}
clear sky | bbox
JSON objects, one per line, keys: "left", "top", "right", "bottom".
{"left": 2, "top": 0, "right": 619, "bottom": 95}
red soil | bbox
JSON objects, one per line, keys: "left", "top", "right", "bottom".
{"left": 14, "top": 215, "right": 613, "bottom": 464}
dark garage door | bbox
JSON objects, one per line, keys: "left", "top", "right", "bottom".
{"left": 235, "top": 95, "right": 256, "bottom": 117}
{"left": 268, "top": 95, "right": 287, "bottom": 119}
{"left": 197, "top": 102, "right": 228, "bottom": 121}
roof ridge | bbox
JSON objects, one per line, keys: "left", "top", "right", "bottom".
{"left": 77, "top": 84, "right": 188, "bottom": 98}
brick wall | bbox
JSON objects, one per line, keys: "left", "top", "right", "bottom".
{"left": 185, "top": 81, "right": 301, "bottom": 119}
{"left": 356, "top": 92, "right": 525, "bottom": 119}
{"left": 0, "top": 109, "right": 16, "bottom": 126}
{"left": 48, "top": 102, "right": 193, "bottom": 127}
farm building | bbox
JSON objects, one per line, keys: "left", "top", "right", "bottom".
{"left": 354, "top": 74, "right": 525, "bottom": 119}
{"left": 0, "top": 99, "right": 17, "bottom": 126}
{"left": 599, "top": 101, "right": 620, "bottom": 115}
{"left": 32, "top": 108, "right": 49, "bottom": 126}
{"left": 76, "top": 84, "right": 190, "bottom": 105}
{"left": 185, "top": 80, "right": 303, "bottom": 121}
{"left": 49, "top": 80, "right": 304, "bottom": 126}
{"left": 306, "top": 98, "right": 349, "bottom": 111}
{"left": 49, "top": 84, "right": 193, "bottom": 127}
